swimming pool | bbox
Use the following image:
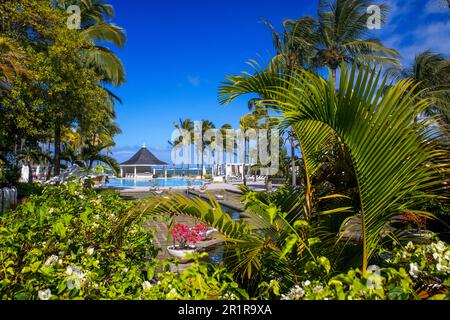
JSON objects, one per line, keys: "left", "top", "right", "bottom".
{"left": 106, "top": 178, "right": 204, "bottom": 188}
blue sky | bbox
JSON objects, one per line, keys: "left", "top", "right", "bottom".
{"left": 108, "top": 0, "right": 449, "bottom": 163}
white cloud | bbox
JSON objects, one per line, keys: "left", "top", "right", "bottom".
{"left": 400, "top": 20, "right": 450, "bottom": 62}
{"left": 187, "top": 75, "right": 200, "bottom": 87}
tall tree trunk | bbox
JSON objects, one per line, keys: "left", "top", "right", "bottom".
{"left": 54, "top": 122, "right": 61, "bottom": 177}
{"left": 27, "top": 160, "right": 33, "bottom": 184}
{"left": 243, "top": 137, "right": 247, "bottom": 186}
{"left": 201, "top": 150, "right": 204, "bottom": 179}
{"left": 290, "top": 131, "right": 296, "bottom": 187}
{"left": 332, "top": 68, "right": 337, "bottom": 88}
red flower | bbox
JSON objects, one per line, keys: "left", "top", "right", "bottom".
{"left": 171, "top": 224, "right": 205, "bottom": 247}
{"left": 400, "top": 212, "right": 427, "bottom": 228}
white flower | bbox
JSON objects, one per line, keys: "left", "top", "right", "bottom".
{"left": 302, "top": 280, "right": 311, "bottom": 287}
{"left": 64, "top": 266, "right": 74, "bottom": 276}
{"left": 79, "top": 195, "right": 85, "bottom": 200}
{"left": 122, "top": 268, "right": 129, "bottom": 274}
{"left": 433, "top": 241, "right": 447, "bottom": 253}
{"left": 66, "top": 267, "right": 86, "bottom": 290}
{"left": 38, "top": 289, "right": 52, "bottom": 300}
{"left": 281, "top": 285, "right": 305, "bottom": 300}
{"left": 433, "top": 253, "right": 441, "bottom": 261}
{"left": 313, "top": 285, "right": 324, "bottom": 293}
{"left": 166, "top": 288, "right": 179, "bottom": 299}
{"left": 95, "top": 215, "right": 100, "bottom": 219}
{"left": 445, "top": 251, "right": 450, "bottom": 262}
{"left": 86, "top": 247, "right": 95, "bottom": 256}
{"left": 49, "top": 208, "right": 54, "bottom": 214}
{"left": 45, "top": 255, "right": 59, "bottom": 266}
{"left": 409, "top": 262, "right": 420, "bottom": 278}
{"left": 142, "top": 281, "right": 152, "bottom": 291}
{"left": 92, "top": 222, "right": 99, "bottom": 228}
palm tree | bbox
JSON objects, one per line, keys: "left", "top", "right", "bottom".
{"left": 220, "top": 63, "right": 447, "bottom": 274}
{"left": 263, "top": 17, "right": 317, "bottom": 74}
{"left": 52, "top": 1, "right": 125, "bottom": 177}
{"left": 81, "top": 140, "right": 120, "bottom": 173}
{"left": 220, "top": 124, "right": 233, "bottom": 177}
{"left": 57, "top": 0, "right": 126, "bottom": 86}
{"left": 311, "top": 0, "right": 399, "bottom": 81}
{"left": 239, "top": 114, "right": 258, "bottom": 186}
{"left": 387, "top": 50, "right": 450, "bottom": 126}
{"left": 198, "top": 120, "right": 215, "bottom": 179}
{"left": 173, "top": 118, "right": 194, "bottom": 177}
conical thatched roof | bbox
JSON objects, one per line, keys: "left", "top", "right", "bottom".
{"left": 120, "top": 147, "right": 168, "bottom": 166}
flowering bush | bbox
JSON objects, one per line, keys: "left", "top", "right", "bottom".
{"left": 0, "top": 182, "right": 159, "bottom": 300}
{"left": 141, "top": 253, "right": 248, "bottom": 300}
{"left": 387, "top": 240, "right": 450, "bottom": 298}
{"left": 170, "top": 224, "right": 205, "bottom": 249}
{"left": 281, "top": 240, "right": 450, "bottom": 300}
{"left": 281, "top": 267, "right": 416, "bottom": 300}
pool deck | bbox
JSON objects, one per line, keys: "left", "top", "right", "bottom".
{"left": 111, "top": 181, "right": 271, "bottom": 193}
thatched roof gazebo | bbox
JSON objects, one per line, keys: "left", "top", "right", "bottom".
{"left": 120, "top": 146, "right": 168, "bottom": 178}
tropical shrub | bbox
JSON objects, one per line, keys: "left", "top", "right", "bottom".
{"left": 142, "top": 254, "right": 249, "bottom": 300}
{"left": 386, "top": 240, "right": 450, "bottom": 299}
{"left": 0, "top": 182, "right": 159, "bottom": 300}
{"left": 281, "top": 240, "right": 450, "bottom": 300}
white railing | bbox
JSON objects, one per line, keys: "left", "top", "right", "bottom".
{"left": 0, "top": 187, "right": 18, "bottom": 214}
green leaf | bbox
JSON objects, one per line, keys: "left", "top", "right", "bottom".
{"left": 293, "top": 220, "right": 309, "bottom": 230}
{"left": 281, "top": 234, "right": 298, "bottom": 259}
{"left": 308, "top": 238, "right": 321, "bottom": 247}
{"left": 317, "top": 256, "right": 331, "bottom": 274}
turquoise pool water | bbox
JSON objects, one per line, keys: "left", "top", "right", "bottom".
{"left": 106, "top": 178, "right": 204, "bottom": 188}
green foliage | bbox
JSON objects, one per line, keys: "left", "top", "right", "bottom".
{"left": 142, "top": 254, "right": 248, "bottom": 300}
{"left": 0, "top": 182, "right": 159, "bottom": 300}
{"left": 220, "top": 62, "right": 449, "bottom": 273}
{"left": 16, "top": 182, "right": 44, "bottom": 199}
{"left": 281, "top": 240, "right": 450, "bottom": 300}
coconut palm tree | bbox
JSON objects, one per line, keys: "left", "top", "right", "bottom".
{"left": 387, "top": 50, "right": 450, "bottom": 126}
{"left": 220, "top": 63, "right": 447, "bottom": 274}
{"left": 173, "top": 118, "right": 194, "bottom": 177}
{"left": 220, "top": 124, "right": 233, "bottom": 176}
{"left": 315, "top": 0, "right": 400, "bottom": 80}
{"left": 197, "top": 120, "right": 215, "bottom": 179}
{"left": 57, "top": 0, "right": 126, "bottom": 86}
{"left": 239, "top": 114, "right": 258, "bottom": 186}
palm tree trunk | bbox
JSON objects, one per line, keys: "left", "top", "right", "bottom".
{"left": 27, "top": 160, "right": 33, "bottom": 184}
{"left": 201, "top": 151, "right": 204, "bottom": 179}
{"left": 54, "top": 121, "right": 61, "bottom": 177}
{"left": 243, "top": 137, "right": 247, "bottom": 186}
{"left": 332, "top": 68, "right": 337, "bottom": 88}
